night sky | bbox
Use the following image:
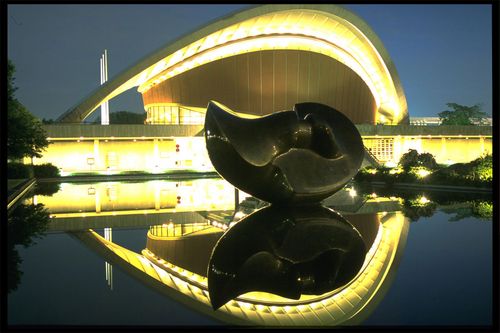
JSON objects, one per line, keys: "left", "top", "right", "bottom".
{"left": 7, "top": 4, "right": 492, "bottom": 122}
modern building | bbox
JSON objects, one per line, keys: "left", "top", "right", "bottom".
{"left": 38, "top": 124, "right": 211, "bottom": 175}
{"left": 32, "top": 123, "right": 492, "bottom": 174}
{"left": 359, "top": 124, "right": 492, "bottom": 166}
{"left": 57, "top": 4, "right": 408, "bottom": 126}
{"left": 409, "top": 117, "right": 492, "bottom": 126}
{"left": 29, "top": 5, "right": 491, "bottom": 174}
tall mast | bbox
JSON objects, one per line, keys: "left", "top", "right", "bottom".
{"left": 100, "top": 49, "right": 109, "bottom": 125}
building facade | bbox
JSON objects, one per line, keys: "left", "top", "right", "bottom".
{"left": 38, "top": 5, "right": 491, "bottom": 175}
{"left": 31, "top": 124, "right": 492, "bottom": 174}
{"left": 409, "top": 117, "right": 493, "bottom": 126}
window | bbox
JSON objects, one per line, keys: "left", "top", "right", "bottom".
{"left": 364, "top": 138, "right": 393, "bottom": 162}
{"left": 146, "top": 105, "right": 204, "bottom": 125}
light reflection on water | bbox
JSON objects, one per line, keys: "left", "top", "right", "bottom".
{"left": 7, "top": 178, "right": 493, "bottom": 326}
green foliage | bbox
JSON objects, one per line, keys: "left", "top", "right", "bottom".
{"left": 432, "top": 162, "right": 467, "bottom": 180}
{"left": 41, "top": 118, "right": 55, "bottom": 124}
{"left": 438, "top": 102, "right": 487, "bottom": 125}
{"left": 8, "top": 203, "right": 51, "bottom": 293}
{"left": 398, "top": 149, "right": 419, "bottom": 169}
{"left": 431, "top": 154, "right": 492, "bottom": 185}
{"left": 416, "top": 152, "right": 438, "bottom": 169}
{"left": 33, "top": 182, "right": 61, "bottom": 196}
{"left": 94, "top": 111, "right": 146, "bottom": 124}
{"left": 8, "top": 103, "right": 50, "bottom": 159}
{"left": 7, "top": 59, "right": 17, "bottom": 99}
{"left": 408, "top": 166, "right": 432, "bottom": 179}
{"left": 33, "top": 163, "right": 60, "bottom": 179}
{"left": 469, "top": 154, "right": 492, "bottom": 181}
{"left": 403, "top": 200, "right": 437, "bottom": 222}
{"left": 398, "top": 149, "right": 438, "bottom": 170}
{"left": 8, "top": 203, "right": 50, "bottom": 247}
{"left": 8, "top": 60, "right": 49, "bottom": 159}
{"left": 7, "top": 162, "right": 60, "bottom": 180}
{"left": 471, "top": 200, "right": 493, "bottom": 219}
{"left": 389, "top": 193, "right": 439, "bottom": 222}
{"left": 356, "top": 152, "right": 492, "bottom": 189}
{"left": 443, "top": 200, "right": 493, "bottom": 221}
{"left": 7, "top": 246, "right": 23, "bottom": 293}
{"left": 7, "top": 162, "right": 33, "bottom": 179}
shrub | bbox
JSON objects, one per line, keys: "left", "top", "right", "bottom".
{"left": 409, "top": 166, "right": 432, "bottom": 179}
{"left": 399, "top": 149, "right": 438, "bottom": 170}
{"left": 417, "top": 152, "right": 439, "bottom": 170}
{"left": 34, "top": 182, "right": 61, "bottom": 196}
{"left": 399, "top": 149, "right": 419, "bottom": 170}
{"left": 7, "top": 162, "right": 33, "bottom": 179}
{"left": 471, "top": 200, "right": 493, "bottom": 219}
{"left": 430, "top": 154, "right": 492, "bottom": 185}
{"left": 33, "top": 163, "right": 60, "bottom": 178}
{"left": 402, "top": 195, "right": 438, "bottom": 222}
{"left": 469, "top": 155, "right": 492, "bottom": 182}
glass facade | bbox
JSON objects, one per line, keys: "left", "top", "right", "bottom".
{"left": 364, "top": 138, "right": 394, "bottom": 163}
{"left": 145, "top": 105, "right": 205, "bottom": 125}
{"left": 149, "top": 223, "right": 212, "bottom": 238}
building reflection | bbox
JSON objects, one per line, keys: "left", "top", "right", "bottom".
{"left": 29, "top": 178, "right": 237, "bottom": 218}
{"left": 104, "top": 227, "right": 113, "bottom": 290}
{"left": 70, "top": 195, "right": 410, "bottom": 326}
{"left": 23, "top": 179, "right": 238, "bottom": 232}
{"left": 147, "top": 223, "right": 223, "bottom": 277}
{"left": 12, "top": 178, "right": 491, "bottom": 324}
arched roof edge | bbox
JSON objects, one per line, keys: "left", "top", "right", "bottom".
{"left": 57, "top": 4, "right": 407, "bottom": 123}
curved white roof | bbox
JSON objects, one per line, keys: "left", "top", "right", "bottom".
{"left": 58, "top": 5, "right": 408, "bottom": 124}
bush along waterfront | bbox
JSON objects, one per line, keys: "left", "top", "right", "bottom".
{"left": 8, "top": 163, "right": 60, "bottom": 180}
{"left": 353, "top": 181, "right": 492, "bottom": 222}
{"left": 354, "top": 150, "right": 492, "bottom": 189}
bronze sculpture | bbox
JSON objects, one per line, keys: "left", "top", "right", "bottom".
{"left": 204, "top": 101, "right": 366, "bottom": 309}
{"left": 204, "top": 101, "right": 365, "bottom": 204}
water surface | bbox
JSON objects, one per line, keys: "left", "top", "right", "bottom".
{"left": 7, "top": 178, "right": 492, "bottom": 326}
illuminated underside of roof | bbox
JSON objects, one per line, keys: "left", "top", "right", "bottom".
{"left": 74, "top": 211, "right": 409, "bottom": 325}
{"left": 58, "top": 5, "right": 408, "bottom": 125}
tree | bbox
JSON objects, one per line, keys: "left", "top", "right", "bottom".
{"left": 93, "top": 110, "right": 146, "bottom": 124}
{"left": 416, "top": 152, "right": 438, "bottom": 170}
{"left": 41, "top": 118, "right": 55, "bottom": 124}
{"left": 7, "top": 60, "right": 49, "bottom": 160}
{"left": 7, "top": 203, "right": 51, "bottom": 293}
{"left": 438, "top": 103, "right": 487, "bottom": 125}
{"left": 399, "top": 149, "right": 438, "bottom": 170}
{"left": 398, "top": 149, "right": 419, "bottom": 170}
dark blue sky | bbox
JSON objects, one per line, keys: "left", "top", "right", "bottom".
{"left": 7, "top": 4, "right": 492, "bottom": 121}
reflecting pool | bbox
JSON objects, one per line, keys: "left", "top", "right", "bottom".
{"left": 7, "top": 177, "right": 492, "bottom": 326}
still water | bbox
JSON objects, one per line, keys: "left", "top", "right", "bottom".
{"left": 7, "top": 177, "right": 492, "bottom": 326}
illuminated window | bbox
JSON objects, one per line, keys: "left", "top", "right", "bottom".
{"left": 145, "top": 105, "right": 204, "bottom": 125}
{"left": 364, "top": 138, "right": 393, "bottom": 162}
{"left": 179, "top": 108, "right": 204, "bottom": 125}
{"left": 149, "top": 223, "right": 209, "bottom": 237}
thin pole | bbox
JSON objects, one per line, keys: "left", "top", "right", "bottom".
{"left": 100, "top": 50, "right": 109, "bottom": 125}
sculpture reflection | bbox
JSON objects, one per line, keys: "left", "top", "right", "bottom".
{"left": 207, "top": 205, "right": 367, "bottom": 309}
{"left": 70, "top": 208, "right": 409, "bottom": 326}
{"left": 205, "top": 101, "right": 364, "bottom": 204}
